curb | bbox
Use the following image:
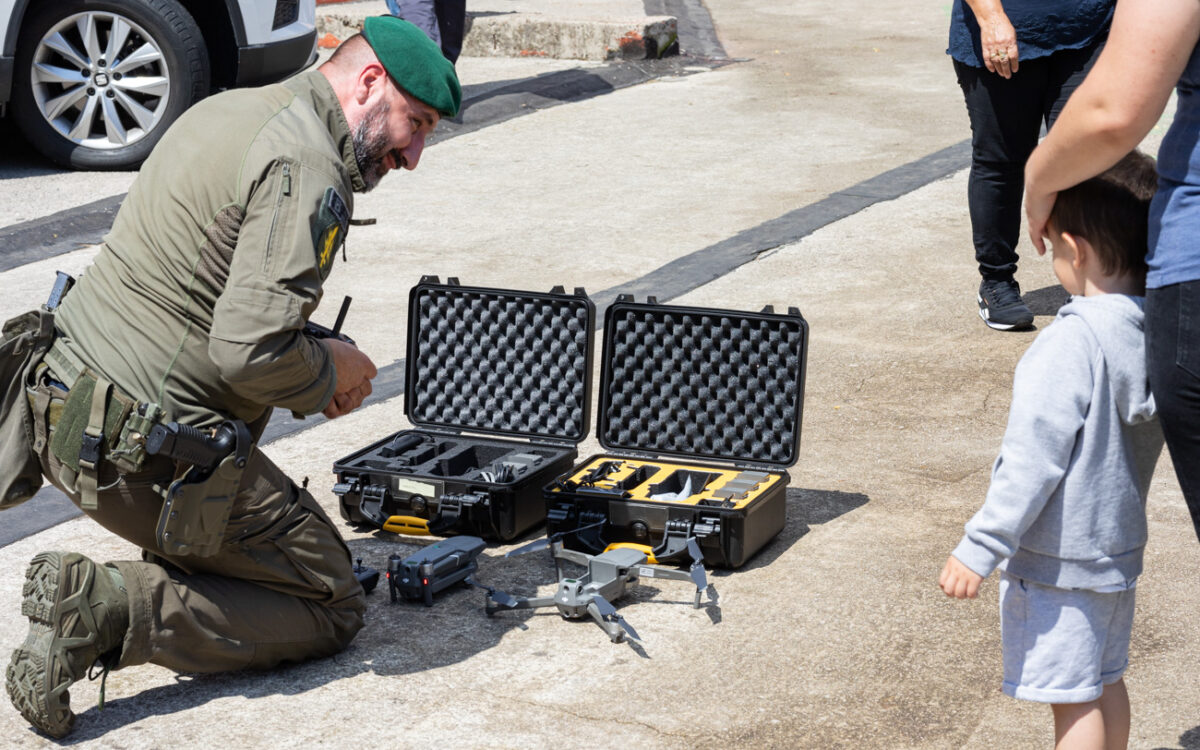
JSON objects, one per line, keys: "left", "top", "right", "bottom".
{"left": 314, "top": 1, "right": 678, "bottom": 61}
{"left": 461, "top": 15, "right": 677, "bottom": 61}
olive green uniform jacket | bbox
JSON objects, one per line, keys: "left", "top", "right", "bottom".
{"left": 53, "top": 70, "right": 364, "bottom": 429}
{"left": 27, "top": 70, "right": 367, "bottom": 674}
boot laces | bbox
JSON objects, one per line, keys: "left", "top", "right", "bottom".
{"left": 87, "top": 650, "right": 120, "bottom": 710}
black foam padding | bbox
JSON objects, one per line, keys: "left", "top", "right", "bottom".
{"left": 406, "top": 284, "right": 593, "bottom": 442}
{"left": 599, "top": 304, "right": 807, "bottom": 467}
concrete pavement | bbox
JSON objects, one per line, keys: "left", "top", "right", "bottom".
{"left": 1, "top": 0, "right": 1199, "bottom": 747}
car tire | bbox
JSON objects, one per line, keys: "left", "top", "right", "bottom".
{"left": 10, "top": 0, "right": 210, "bottom": 170}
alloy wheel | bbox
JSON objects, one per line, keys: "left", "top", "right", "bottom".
{"left": 29, "top": 11, "right": 172, "bottom": 152}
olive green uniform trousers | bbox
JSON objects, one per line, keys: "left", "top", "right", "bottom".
{"left": 28, "top": 377, "right": 365, "bottom": 673}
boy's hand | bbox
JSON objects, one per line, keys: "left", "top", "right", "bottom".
{"left": 939, "top": 556, "right": 984, "bottom": 599}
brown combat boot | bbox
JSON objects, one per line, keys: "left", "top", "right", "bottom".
{"left": 6, "top": 551, "right": 129, "bottom": 738}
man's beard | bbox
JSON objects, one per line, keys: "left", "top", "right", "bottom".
{"left": 352, "top": 100, "right": 392, "bottom": 192}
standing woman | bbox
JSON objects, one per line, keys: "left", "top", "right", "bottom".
{"left": 950, "top": 0, "right": 1114, "bottom": 330}
{"left": 1025, "top": 0, "right": 1200, "bottom": 544}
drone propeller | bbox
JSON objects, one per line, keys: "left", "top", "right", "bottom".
{"left": 592, "top": 595, "right": 641, "bottom": 643}
{"left": 490, "top": 588, "right": 520, "bottom": 608}
{"left": 466, "top": 577, "right": 520, "bottom": 608}
{"left": 504, "top": 519, "right": 609, "bottom": 559}
{"left": 506, "top": 536, "right": 553, "bottom": 558}
{"left": 684, "top": 538, "right": 720, "bottom": 607}
{"left": 686, "top": 538, "right": 710, "bottom": 590}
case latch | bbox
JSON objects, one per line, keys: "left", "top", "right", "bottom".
{"left": 653, "top": 516, "right": 722, "bottom": 562}
{"left": 693, "top": 515, "right": 723, "bottom": 539}
{"left": 433, "top": 491, "right": 489, "bottom": 531}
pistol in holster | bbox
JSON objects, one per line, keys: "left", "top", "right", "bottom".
{"left": 147, "top": 419, "right": 254, "bottom": 558}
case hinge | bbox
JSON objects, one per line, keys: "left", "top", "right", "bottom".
{"left": 735, "top": 461, "right": 778, "bottom": 473}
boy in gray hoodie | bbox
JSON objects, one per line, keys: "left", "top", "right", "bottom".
{"left": 939, "top": 151, "right": 1164, "bottom": 750}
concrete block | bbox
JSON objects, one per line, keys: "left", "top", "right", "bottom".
{"left": 314, "top": 0, "right": 678, "bottom": 61}
{"left": 461, "top": 15, "right": 679, "bottom": 61}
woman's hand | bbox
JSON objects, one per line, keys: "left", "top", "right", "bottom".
{"left": 979, "top": 10, "right": 1019, "bottom": 78}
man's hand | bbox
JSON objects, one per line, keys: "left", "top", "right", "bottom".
{"left": 321, "top": 338, "right": 378, "bottom": 419}
{"left": 939, "top": 555, "right": 984, "bottom": 599}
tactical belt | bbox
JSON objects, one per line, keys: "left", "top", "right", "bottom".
{"left": 41, "top": 337, "right": 166, "bottom": 509}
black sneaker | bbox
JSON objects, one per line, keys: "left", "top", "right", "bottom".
{"left": 978, "top": 278, "right": 1034, "bottom": 331}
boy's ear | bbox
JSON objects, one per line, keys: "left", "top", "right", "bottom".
{"left": 1061, "top": 231, "right": 1089, "bottom": 270}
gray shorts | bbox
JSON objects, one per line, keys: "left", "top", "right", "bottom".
{"left": 999, "top": 573, "right": 1135, "bottom": 704}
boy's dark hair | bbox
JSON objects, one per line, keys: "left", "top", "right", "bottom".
{"left": 1049, "top": 150, "right": 1158, "bottom": 279}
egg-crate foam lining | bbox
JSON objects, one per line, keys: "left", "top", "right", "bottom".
{"left": 598, "top": 303, "right": 807, "bottom": 467}
{"left": 405, "top": 284, "right": 593, "bottom": 442}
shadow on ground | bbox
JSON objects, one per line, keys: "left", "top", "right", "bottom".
{"left": 1153, "top": 724, "right": 1200, "bottom": 750}
{"left": 731, "top": 487, "right": 870, "bottom": 575}
{"left": 55, "top": 541, "right": 534, "bottom": 743}
{"left": 0, "top": 117, "right": 60, "bottom": 179}
{"left": 52, "top": 488, "right": 869, "bottom": 741}
{"left": 1025, "top": 283, "right": 1070, "bottom": 318}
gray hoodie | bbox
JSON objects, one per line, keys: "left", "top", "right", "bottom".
{"left": 953, "top": 294, "right": 1164, "bottom": 589}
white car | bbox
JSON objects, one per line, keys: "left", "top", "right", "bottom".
{"left": 0, "top": 0, "right": 316, "bottom": 169}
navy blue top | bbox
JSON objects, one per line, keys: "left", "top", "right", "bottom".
{"left": 1148, "top": 41, "right": 1200, "bottom": 288}
{"left": 948, "top": 0, "right": 1114, "bottom": 68}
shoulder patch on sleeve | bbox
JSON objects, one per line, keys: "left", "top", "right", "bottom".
{"left": 312, "top": 186, "right": 350, "bottom": 279}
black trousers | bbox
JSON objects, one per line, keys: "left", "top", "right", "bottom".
{"left": 954, "top": 39, "right": 1105, "bottom": 281}
{"left": 1146, "top": 281, "right": 1200, "bottom": 543}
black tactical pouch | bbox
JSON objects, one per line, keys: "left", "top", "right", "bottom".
{"left": 0, "top": 309, "right": 55, "bottom": 508}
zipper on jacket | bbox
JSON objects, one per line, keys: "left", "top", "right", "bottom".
{"left": 265, "top": 161, "right": 292, "bottom": 266}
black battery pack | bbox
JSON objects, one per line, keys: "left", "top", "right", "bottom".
{"left": 333, "top": 277, "right": 594, "bottom": 541}
{"left": 544, "top": 296, "right": 809, "bottom": 568}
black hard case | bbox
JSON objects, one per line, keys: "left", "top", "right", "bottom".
{"left": 544, "top": 297, "right": 808, "bottom": 567}
{"left": 332, "top": 278, "right": 594, "bottom": 541}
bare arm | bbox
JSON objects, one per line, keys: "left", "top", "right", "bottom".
{"left": 963, "top": 0, "right": 1019, "bottom": 78}
{"left": 1025, "top": 0, "right": 1200, "bottom": 253}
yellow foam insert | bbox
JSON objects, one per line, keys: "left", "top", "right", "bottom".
{"left": 554, "top": 456, "right": 779, "bottom": 510}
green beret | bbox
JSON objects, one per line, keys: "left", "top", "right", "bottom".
{"left": 362, "top": 16, "right": 462, "bottom": 118}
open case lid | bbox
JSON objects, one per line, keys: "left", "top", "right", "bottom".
{"left": 405, "top": 276, "right": 595, "bottom": 444}
{"left": 596, "top": 296, "right": 809, "bottom": 469}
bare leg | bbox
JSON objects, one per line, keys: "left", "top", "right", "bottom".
{"left": 1053, "top": 700, "right": 1104, "bottom": 750}
{"left": 1098, "top": 679, "right": 1130, "bottom": 750}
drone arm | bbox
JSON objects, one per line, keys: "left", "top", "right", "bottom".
{"left": 638, "top": 564, "right": 711, "bottom": 608}
{"left": 585, "top": 599, "right": 626, "bottom": 643}
{"left": 553, "top": 547, "right": 593, "bottom": 568}
{"left": 640, "top": 566, "right": 693, "bottom": 584}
